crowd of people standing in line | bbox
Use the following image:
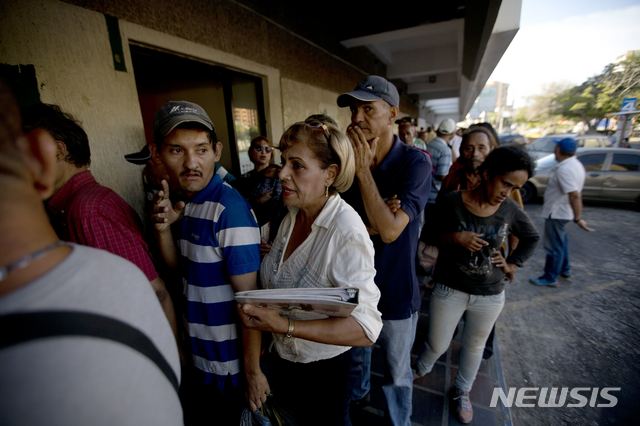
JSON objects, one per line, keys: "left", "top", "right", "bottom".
{"left": 1, "top": 73, "right": 593, "bottom": 426}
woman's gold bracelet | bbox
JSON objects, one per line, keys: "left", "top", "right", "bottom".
{"left": 285, "top": 317, "right": 295, "bottom": 338}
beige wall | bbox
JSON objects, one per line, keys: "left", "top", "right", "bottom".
{"left": 280, "top": 78, "right": 352, "bottom": 132}
{"left": 0, "top": 0, "right": 284, "bottom": 214}
{"left": 1, "top": 0, "right": 147, "bottom": 210}
{"left": 1, "top": 0, "right": 415, "bottom": 213}
{"left": 62, "top": 0, "right": 369, "bottom": 98}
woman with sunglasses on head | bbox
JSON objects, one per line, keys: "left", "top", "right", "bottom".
{"left": 414, "top": 146, "right": 539, "bottom": 424}
{"left": 237, "top": 120, "right": 382, "bottom": 426}
{"left": 236, "top": 136, "right": 286, "bottom": 246}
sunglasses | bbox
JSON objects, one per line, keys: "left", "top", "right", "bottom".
{"left": 303, "top": 120, "right": 331, "bottom": 141}
{"left": 252, "top": 146, "right": 273, "bottom": 153}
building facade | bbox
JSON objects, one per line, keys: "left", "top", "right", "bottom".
{"left": 1, "top": 0, "right": 520, "bottom": 212}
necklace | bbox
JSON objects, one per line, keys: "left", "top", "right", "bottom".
{"left": 0, "top": 240, "right": 68, "bottom": 281}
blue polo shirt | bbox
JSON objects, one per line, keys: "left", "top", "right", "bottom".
{"left": 343, "top": 136, "right": 431, "bottom": 320}
{"left": 177, "top": 174, "right": 260, "bottom": 390}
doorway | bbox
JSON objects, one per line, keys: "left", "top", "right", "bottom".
{"left": 130, "top": 44, "right": 267, "bottom": 177}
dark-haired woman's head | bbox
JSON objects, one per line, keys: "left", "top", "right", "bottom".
{"left": 249, "top": 136, "right": 273, "bottom": 170}
{"left": 477, "top": 145, "right": 534, "bottom": 205}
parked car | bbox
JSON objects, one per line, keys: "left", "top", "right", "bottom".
{"left": 498, "top": 133, "right": 527, "bottom": 146}
{"left": 521, "top": 147, "right": 640, "bottom": 207}
{"left": 526, "top": 134, "right": 610, "bottom": 160}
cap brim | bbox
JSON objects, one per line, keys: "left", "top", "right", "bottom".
{"left": 124, "top": 145, "right": 151, "bottom": 165}
{"left": 337, "top": 90, "right": 384, "bottom": 107}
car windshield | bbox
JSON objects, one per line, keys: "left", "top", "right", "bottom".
{"left": 529, "top": 137, "right": 557, "bottom": 152}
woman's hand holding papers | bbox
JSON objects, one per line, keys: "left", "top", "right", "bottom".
{"left": 238, "top": 303, "right": 288, "bottom": 335}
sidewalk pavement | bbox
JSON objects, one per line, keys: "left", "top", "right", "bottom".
{"left": 351, "top": 284, "right": 513, "bottom": 426}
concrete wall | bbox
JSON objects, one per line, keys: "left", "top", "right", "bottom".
{"left": 281, "top": 78, "right": 352, "bottom": 131}
{"left": 63, "top": 0, "right": 366, "bottom": 97}
{"left": 1, "top": 0, "right": 417, "bottom": 213}
{"left": 65, "top": 0, "right": 417, "bottom": 121}
{"left": 1, "top": 0, "right": 146, "bottom": 210}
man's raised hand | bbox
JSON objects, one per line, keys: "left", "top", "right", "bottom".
{"left": 152, "top": 179, "right": 185, "bottom": 232}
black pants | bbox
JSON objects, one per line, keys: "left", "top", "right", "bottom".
{"left": 262, "top": 349, "right": 352, "bottom": 426}
{"left": 180, "top": 368, "right": 244, "bottom": 426}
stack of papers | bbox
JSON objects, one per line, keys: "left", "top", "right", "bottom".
{"left": 235, "top": 287, "right": 359, "bottom": 320}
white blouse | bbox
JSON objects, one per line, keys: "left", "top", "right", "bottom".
{"left": 260, "top": 194, "right": 382, "bottom": 363}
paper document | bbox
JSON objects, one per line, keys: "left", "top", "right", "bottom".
{"left": 235, "top": 287, "right": 359, "bottom": 320}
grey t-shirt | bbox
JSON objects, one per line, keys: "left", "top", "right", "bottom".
{"left": 0, "top": 244, "right": 183, "bottom": 426}
{"left": 433, "top": 192, "right": 540, "bottom": 295}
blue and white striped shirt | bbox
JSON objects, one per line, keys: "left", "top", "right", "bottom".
{"left": 177, "top": 175, "right": 260, "bottom": 390}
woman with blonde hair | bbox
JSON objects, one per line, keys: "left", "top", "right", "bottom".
{"left": 238, "top": 120, "right": 382, "bottom": 426}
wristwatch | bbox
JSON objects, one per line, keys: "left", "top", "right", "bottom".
{"left": 573, "top": 218, "right": 582, "bottom": 223}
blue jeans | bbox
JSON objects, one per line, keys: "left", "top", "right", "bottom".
{"left": 347, "top": 346, "right": 372, "bottom": 401}
{"left": 542, "top": 218, "right": 571, "bottom": 281}
{"left": 416, "top": 284, "right": 505, "bottom": 392}
{"left": 378, "top": 312, "right": 419, "bottom": 426}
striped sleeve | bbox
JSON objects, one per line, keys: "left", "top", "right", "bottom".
{"left": 216, "top": 195, "right": 261, "bottom": 276}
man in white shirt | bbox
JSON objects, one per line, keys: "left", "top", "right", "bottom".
{"left": 529, "top": 137, "right": 593, "bottom": 287}
{"left": 450, "top": 127, "right": 463, "bottom": 161}
{"left": 435, "top": 118, "right": 456, "bottom": 158}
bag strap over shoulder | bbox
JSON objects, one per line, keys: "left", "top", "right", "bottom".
{"left": 0, "top": 311, "right": 179, "bottom": 393}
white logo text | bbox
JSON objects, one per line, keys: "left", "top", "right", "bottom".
{"left": 490, "top": 387, "right": 620, "bottom": 408}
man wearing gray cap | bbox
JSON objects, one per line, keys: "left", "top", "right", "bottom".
{"left": 339, "top": 76, "right": 431, "bottom": 425}
{"left": 149, "top": 101, "right": 268, "bottom": 424}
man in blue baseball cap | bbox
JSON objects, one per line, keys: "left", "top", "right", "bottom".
{"left": 339, "top": 75, "right": 431, "bottom": 426}
{"left": 529, "top": 137, "right": 593, "bottom": 287}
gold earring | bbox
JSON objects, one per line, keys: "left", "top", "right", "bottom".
{"left": 325, "top": 185, "right": 329, "bottom": 198}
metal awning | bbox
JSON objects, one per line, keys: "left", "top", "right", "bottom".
{"left": 340, "top": 0, "right": 521, "bottom": 123}
{"left": 237, "top": 0, "right": 521, "bottom": 124}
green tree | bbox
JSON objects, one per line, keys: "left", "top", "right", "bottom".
{"left": 553, "top": 51, "right": 640, "bottom": 119}
{"left": 596, "top": 51, "right": 640, "bottom": 112}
